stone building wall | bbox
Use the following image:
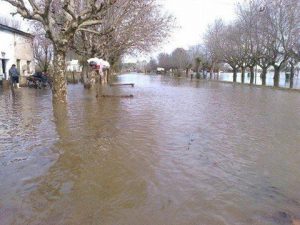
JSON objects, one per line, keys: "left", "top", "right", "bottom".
{"left": 14, "top": 34, "right": 34, "bottom": 75}
{"left": 14, "top": 34, "right": 34, "bottom": 85}
{"left": 0, "top": 25, "right": 34, "bottom": 85}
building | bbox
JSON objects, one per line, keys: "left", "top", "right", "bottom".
{"left": 66, "top": 50, "right": 82, "bottom": 72}
{"left": 156, "top": 67, "right": 165, "bottom": 74}
{"left": 0, "top": 23, "right": 34, "bottom": 84}
{"left": 66, "top": 59, "right": 82, "bottom": 72}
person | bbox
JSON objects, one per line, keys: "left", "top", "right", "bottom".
{"left": 9, "top": 64, "right": 20, "bottom": 88}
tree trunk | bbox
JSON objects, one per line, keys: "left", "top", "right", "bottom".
{"left": 290, "top": 62, "right": 295, "bottom": 80}
{"left": 261, "top": 67, "right": 267, "bottom": 86}
{"left": 81, "top": 60, "right": 88, "bottom": 83}
{"left": 101, "top": 70, "right": 105, "bottom": 84}
{"left": 249, "top": 66, "right": 254, "bottom": 84}
{"left": 210, "top": 64, "right": 214, "bottom": 79}
{"left": 241, "top": 67, "right": 245, "bottom": 83}
{"left": 52, "top": 50, "right": 67, "bottom": 103}
{"left": 196, "top": 65, "right": 200, "bottom": 75}
{"left": 290, "top": 78, "right": 294, "bottom": 89}
{"left": 107, "top": 68, "right": 111, "bottom": 83}
{"left": 285, "top": 73, "right": 290, "bottom": 82}
{"left": 290, "top": 62, "right": 294, "bottom": 89}
{"left": 72, "top": 71, "right": 76, "bottom": 83}
{"left": 273, "top": 66, "right": 280, "bottom": 87}
{"left": 233, "top": 67, "right": 237, "bottom": 82}
{"left": 96, "top": 70, "right": 102, "bottom": 98}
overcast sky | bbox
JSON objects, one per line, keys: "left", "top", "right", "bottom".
{"left": 132, "top": 0, "right": 238, "bottom": 62}
{"left": 159, "top": 0, "right": 236, "bottom": 53}
{"left": 0, "top": 0, "right": 238, "bottom": 61}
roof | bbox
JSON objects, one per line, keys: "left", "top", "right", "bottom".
{"left": 0, "top": 23, "right": 34, "bottom": 39}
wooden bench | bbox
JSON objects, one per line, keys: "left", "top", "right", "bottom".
{"left": 109, "top": 83, "right": 135, "bottom": 87}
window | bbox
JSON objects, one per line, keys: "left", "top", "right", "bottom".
{"left": 27, "top": 61, "right": 31, "bottom": 72}
{"left": 17, "top": 59, "right": 20, "bottom": 72}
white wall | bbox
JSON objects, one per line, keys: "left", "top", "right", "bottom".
{"left": 66, "top": 60, "right": 82, "bottom": 72}
{"left": 0, "top": 29, "right": 34, "bottom": 80}
{"left": 0, "top": 29, "right": 15, "bottom": 79}
{"left": 15, "top": 34, "right": 34, "bottom": 76}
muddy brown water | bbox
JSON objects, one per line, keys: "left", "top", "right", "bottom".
{"left": 0, "top": 74, "right": 300, "bottom": 225}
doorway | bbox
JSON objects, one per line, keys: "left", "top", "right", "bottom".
{"left": 1, "top": 59, "right": 7, "bottom": 80}
{"left": 17, "top": 59, "right": 20, "bottom": 73}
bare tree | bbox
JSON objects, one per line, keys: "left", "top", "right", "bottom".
{"left": 157, "top": 53, "right": 172, "bottom": 74}
{"left": 216, "top": 23, "right": 245, "bottom": 82}
{"left": 102, "top": 0, "right": 174, "bottom": 65}
{"left": 34, "top": 35, "right": 53, "bottom": 72}
{"left": 236, "top": 1, "right": 262, "bottom": 84}
{"left": 188, "top": 44, "right": 204, "bottom": 77}
{"left": 204, "top": 19, "right": 224, "bottom": 79}
{"left": 146, "top": 57, "right": 157, "bottom": 73}
{"left": 32, "top": 22, "right": 53, "bottom": 72}
{"left": 256, "top": 10, "right": 274, "bottom": 85}
{"left": 4, "top": 0, "right": 118, "bottom": 102}
{"left": 202, "top": 0, "right": 300, "bottom": 86}
{"left": 260, "top": 0, "right": 300, "bottom": 86}
{"left": 171, "top": 48, "right": 191, "bottom": 76}
{"left": 143, "top": 0, "right": 300, "bottom": 89}
{"left": 72, "top": 0, "right": 174, "bottom": 82}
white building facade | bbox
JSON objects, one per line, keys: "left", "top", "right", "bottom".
{"left": 0, "top": 24, "right": 34, "bottom": 83}
{"left": 66, "top": 59, "right": 82, "bottom": 72}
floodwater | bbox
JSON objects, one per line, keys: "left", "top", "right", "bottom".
{"left": 217, "top": 72, "right": 300, "bottom": 89}
{"left": 0, "top": 74, "right": 300, "bottom": 225}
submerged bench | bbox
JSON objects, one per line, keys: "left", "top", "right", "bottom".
{"left": 109, "top": 83, "right": 135, "bottom": 87}
{"left": 101, "top": 94, "right": 134, "bottom": 98}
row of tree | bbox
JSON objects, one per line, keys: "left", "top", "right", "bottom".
{"left": 5, "top": 0, "right": 174, "bottom": 102}
{"left": 149, "top": 0, "right": 300, "bottom": 87}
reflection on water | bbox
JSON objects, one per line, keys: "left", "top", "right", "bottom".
{"left": 217, "top": 72, "right": 300, "bottom": 89}
{"left": 0, "top": 74, "right": 300, "bottom": 225}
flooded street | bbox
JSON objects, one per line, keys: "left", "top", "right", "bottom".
{"left": 1, "top": 74, "right": 300, "bottom": 225}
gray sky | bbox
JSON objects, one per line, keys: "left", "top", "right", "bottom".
{"left": 129, "top": 0, "right": 238, "bottom": 62}
{"left": 159, "top": 0, "right": 237, "bottom": 53}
